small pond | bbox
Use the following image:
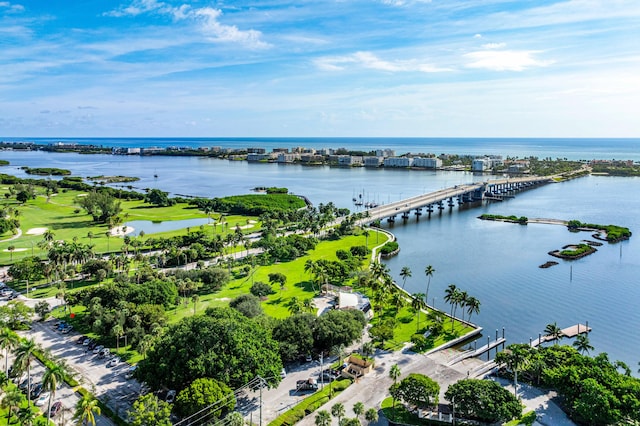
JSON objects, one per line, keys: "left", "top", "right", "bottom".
{"left": 125, "top": 218, "right": 212, "bottom": 236}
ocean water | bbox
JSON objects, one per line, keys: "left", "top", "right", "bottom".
{"left": 1, "top": 139, "right": 639, "bottom": 370}
{"left": 3, "top": 137, "right": 640, "bottom": 161}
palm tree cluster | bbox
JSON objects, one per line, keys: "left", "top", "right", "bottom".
{"left": 443, "top": 284, "right": 481, "bottom": 332}
{"left": 0, "top": 329, "right": 100, "bottom": 426}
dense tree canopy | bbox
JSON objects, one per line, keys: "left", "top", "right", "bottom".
{"left": 390, "top": 373, "right": 440, "bottom": 409}
{"left": 77, "top": 191, "right": 122, "bottom": 223}
{"left": 444, "top": 379, "right": 521, "bottom": 423}
{"left": 313, "top": 309, "right": 366, "bottom": 353}
{"left": 272, "top": 313, "right": 316, "bottom": 362}
{"left": 144, "top": 189, "right": 175, "bottom": 207}
{"left": 174, "top": 378, "right": 235, "bottom": 418}
{"left": 136, "top": 307, "right": 282, "bottom": 390}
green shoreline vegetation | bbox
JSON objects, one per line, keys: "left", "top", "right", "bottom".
{"left": 21, "top": 167, "right": 72, "bottom": 176}
{"left": 479, "top": 214, "right": 528, "bottom": 225}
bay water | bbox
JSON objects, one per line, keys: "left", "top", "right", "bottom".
{"left": 1, "top": 139, "right": 639, "bottom": 370}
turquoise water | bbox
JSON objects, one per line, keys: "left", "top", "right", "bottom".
{"left": 1, "top": 141, "right": 639, "bottom": 370}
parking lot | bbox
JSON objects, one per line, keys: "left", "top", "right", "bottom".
{"left": 25, "top": 319, "right": 145, "bottom": 420}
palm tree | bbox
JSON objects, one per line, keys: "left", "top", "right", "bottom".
{"left": 465, "top": 296, "right": 480, "bottom": 323}
{"left": 365, "top": 408, "right": 378, "bottom": 425}
{"left": 1, "top": 388, "right": 22, "bottom": 425}
{"left": 43, "top": 361, "right": 70, "bottom": 424}
{"left": 443, "top": 284, "right": 460, "bottom": 331}
{"left": 73, "top": 394, "right": 101, "bottom": 426}
{"left": 303, "top": 298, "right": 315, "bottom": 313}
{"left": 112, "top": 324, "right": 124, "bottom": 351}
{"left": 499, "top": 344, "right": 529, "bottom": 398}
{"left": 14, "top": 338, "right": 38, "bottom": 407}
{"left": 389, "top": 363, "right": 401, "bottom": 384}
{"left": 17, "top": 406, "right": 36, "bottom": 426}
{"left": 353, "top": 402, "right": 365, "bottom": 421}
{"left": 0, "top": 328, "right": 19, "bottom": 376}
{"left": 331, "top": 403, "right": 346, "bottom": 424}
{"left": 137, "top": 334, "right": 155, "bottom": 360}
{"left": 191, "top": 294, "right": 199, "bottom": 315}
{"left": 424, "top": 265, "right": 435, "bottom": 309}
{"left": 288, "top": 297, "right": 302, "bottom": 315}
{"left": 544, "top": 322, "right": 563, "bottom": 345}
{"left": 573, "top": 334, "right": 594, "bottom": 354}
{"left": 399, "top": 266, "right": 412, "bottom": 290}
{"left": 411, "top": 293, "right": 426, "bottom": 332}
{"left": 315, "top": 410, "right": 331, "bottom": 426}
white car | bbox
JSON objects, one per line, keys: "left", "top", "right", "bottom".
{"left": 92, "top": 345, "right": 105, "bottom": 354}
{"left": 107, "top": 357, "right": 120, "bottom": 368}
{"left": 35, "top": 392, "right": 50, "bottom": 407}
{"left": 166, "top": 389, "right": 176, "bottom": 403}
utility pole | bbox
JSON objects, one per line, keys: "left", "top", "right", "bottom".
{"left": 320, "top": 352, "right": 324, "bottom": 390}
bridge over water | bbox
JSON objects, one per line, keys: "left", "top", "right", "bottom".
{"left": 355, "top": 175, "right": 553, "bottom": 225}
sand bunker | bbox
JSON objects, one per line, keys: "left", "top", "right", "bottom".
{"left": 110, "top": 226, "right": 135, "bottom": 236}
{"left": 26, "top": 227, "right": 48, "bottom": 236}
{"left": 3, "top": 248, "right": 27, "bottom": 252}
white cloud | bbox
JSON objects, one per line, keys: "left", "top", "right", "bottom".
{"left": 106, "top": 1, "right": 268, "bottom": 48}
{"left": 315, "top": 51, "right": 450, "bottom": 73}
{"left": 464, "top": 49, "right": 553, "bottom": 71}
{"left": 0, "top": 1, "right": 24, "bottom": 13}
{"left": 194, "top": 7, "right": 269, "bottom": 48}
{"left": 481, "top": 42, "right": 506, "bottom": 49}
{"left": 473, "top": 34, "right": 482, "bottom": 38}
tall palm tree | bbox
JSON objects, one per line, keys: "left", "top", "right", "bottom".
{"left": 399, "top": 266, "right": 412, "bottom": 290}
{"left": 191, "top": 294, "right": 199, "bottom": 316}
{"left": 331, "top": 403, "right": 346, "bottom": 425}
{"left": 544, "top": 322, "right": 563, "bottom": 345}
{"left": 498, "top": 344, "right": 530, "bottom": 398}
{"left": 43, "top": 361, "right": 70, "bottom": 424}
{"left": 353, "top": 402, "right": 365, "bottom": 422}
{"left": 73, "top": 394, "right": 101, "bottom": 426}
{"left": 1, "top": 388, "right": 23, "bottom": 426}
{"left": 14, "top": 338, "right": 38, "bottom": 407}
{"left": 573, "top": 334, "right": 594, "bottom": 355}
{"left": 465, "top": 296, "right": 481, "bottom": 323}
{"left": 443, "top": 284, "right": 460, "bottom": 331}
{"left": 112, "top": 324, "right": 124, "bottom": 351}
{"left": 0, "top": 328, "right": 19, "bottom": 376}
{"left": 411, "top": 293, "right": 426, "bottom": 332}
{"left": 424, "top": 265, "right": 435, "bottom": 309}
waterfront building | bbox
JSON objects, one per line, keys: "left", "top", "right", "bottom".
{"left": 384, "top": 156, "right": 413, "bottom": 167}
{"left": 277, "top": 153, "right": 299, "bottom": 163}
{"left": 247, "top": 147, "right": 266, "bottom": 154}
{"left": 363, "top": 156, "right": 384, "bottom": 167}
{"left": 412, "top": 157, "right": 442, "bottom": 169}
{"left": 300, "top": 154, "right": 324, "bottom": 163}
{"left": 247, "top": 153, "right": 274, "bottom": 162}
{"left": 272, "top": 147, "right": 289, "bottom": 153}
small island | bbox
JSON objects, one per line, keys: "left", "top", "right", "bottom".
{"left": 548, "top": 243, "right": 597, "bottom": 260}
{"left": 478, "top": 213, "right": 528, "bottom": 225}
{"left": 567, "top": 220, "right": 632, "bottom": 242}
{"left": 87, "top": 175, "right": 140, "bottom": 184}
{"left": 21, "top": 166, "right": 71, "bottom": 176}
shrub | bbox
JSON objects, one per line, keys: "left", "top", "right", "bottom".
{"left": 250, "top": 281, "right": 275, "bottom": 297}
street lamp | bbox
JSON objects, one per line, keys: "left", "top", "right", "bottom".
{"left": 452, "top": 396, "right": 455, "bottom": 426}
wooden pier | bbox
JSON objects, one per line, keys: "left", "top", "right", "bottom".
{"left": 530, "top": 323, "right": 592, "bottom": 347}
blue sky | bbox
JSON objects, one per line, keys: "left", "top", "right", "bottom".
{"left": 1, "top": 0, "right": 639, "bottom": 137}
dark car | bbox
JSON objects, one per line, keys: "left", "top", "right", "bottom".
{"left": 76, "top": 336, "right": 86, "bottom": 344}
{"left": 30, "top": 383, "right": 43, "bottom": 398}
{"left": 18, "top": 379, "right": 29, "bottom": 391}
{"left": 87, "top": 341, "right": 98, "bottom": 350}
{"left": 49, "top": 401, "right": 63, "bottom": 417}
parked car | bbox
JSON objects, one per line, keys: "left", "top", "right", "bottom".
{"left": 49, "top": 401, "right": 63, "bottom": 417}
{"left": 98, "top": 348, "right": 110, "bottom": 358}
{"left": 166, "top": 390, "right": 176, "bottom": 403}
{"left": 61, "top": 325, "right": 73, "bottom": 334}
{"left": 87, "top": 341, "right": 98, "bottom": 350}
{"left": 92, "top": 345, "right": 105, "bottom": 354}
{"left": 77, "top": 336, "right": 87, "bottom": 345}
{"left": 18, "top": 379, "right": 29, "bottom": 391}
{"left": 83, "top": 338, "right": 92, "bottom": 346}
{"left": 107, "top": 357, "right": 120, "bottom": 368}
{"left": 30, "top": 383, "right": 43, "bottom": 398}
{"left": 125, "top": 365, "right": 137, "bottom": 380}
{"left": 35, "top": 392, "right": 50, "bottom": 407}
{"left": 280, "top": 368, "right": 287, "bottom": 378}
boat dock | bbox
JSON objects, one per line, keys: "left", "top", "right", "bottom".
{"left": 447, "top": 337, "right": 506, "bottom": 365}
{"left": 530, "top": 323, "right": 592, "bottom": 347}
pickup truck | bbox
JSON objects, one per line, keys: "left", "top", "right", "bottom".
{"left": 296, "top": 378, "right": 318, "bottom": 391}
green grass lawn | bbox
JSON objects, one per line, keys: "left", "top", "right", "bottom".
{"left": 0, "top": 185, "right": 259, "bottom": 265}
